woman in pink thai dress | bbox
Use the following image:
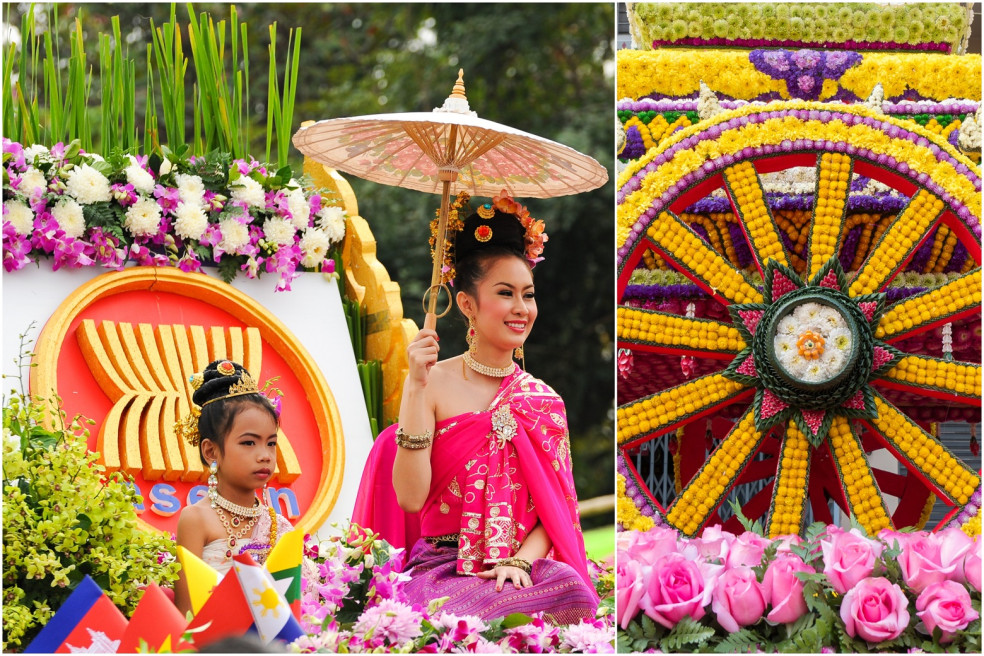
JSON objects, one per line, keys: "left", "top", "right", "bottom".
{"left": 354, "top": 194, "right": 598, "bottom": 624}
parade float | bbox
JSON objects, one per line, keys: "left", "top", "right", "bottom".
{"left": 2, "top": 6, "right": 614, "bottom": 652}
{"left": 616, "top": 3, "right": 981, "bottom": 652}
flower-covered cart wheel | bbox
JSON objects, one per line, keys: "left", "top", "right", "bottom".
{"left": 616, "top": 101, "right": 981, "bottom": 539}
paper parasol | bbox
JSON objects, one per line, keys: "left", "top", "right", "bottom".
{"left": 292, "top": 70, "right": 608, "bottom": 329}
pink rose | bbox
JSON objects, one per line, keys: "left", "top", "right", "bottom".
{"left": 898, "top": 532, "right": 960, "bottom": 594}
{"left": 840, "top": 577, "right": 910, "bottom": 643}
{"left": 616, "top": 559, "right": 648, "bottom": 630}
{"left": 762, "top": 553, "right": 811, "bottom": 625}
{"left": 712, "top": 565, "right": 766, "bottom": 632}
{"left": 621, "top": 526, "right": 680, "bottom": 566}
{"left": 821, "top": 529, "right": 883, "bottom": 594}
{"left": 916, "top": 580, "right": 979, "bottom": 643}
{"left": 936, "top": 528, "right": 974, "bottom": 584}
{"left": 774, "top": 534, "right": 805, "bottom": 555}
{"left": 641, "top": 553, "right": 712, "bottom": 629}
{"left": 726, "top": 531, "right": 771, "bottom": 568}
{"left": 689, "top": 525, "right": 735, "bottom": 562}
{"left": 964, "top": 537, "right": 981, "bottom": 593}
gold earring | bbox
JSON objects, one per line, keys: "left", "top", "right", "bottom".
{"left": 514, "top": 346, "right": 525, "bottom": 370}
{"left": 467, "top": 317, "right": 478, "bottom": 354}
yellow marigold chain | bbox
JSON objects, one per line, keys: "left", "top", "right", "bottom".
{"left": 849, "top": 190, "right": 945, "bottom": 296}
{"left": 681, "top": 213, "right": 727, "bottom": 256}
{"left": 616, "top": 373, "right": 748, "bottom": 445}
{"left": 666, "top": 407, "right": 765, "bottom": 537}
{"left": 808, "top": 153, "right": 852, "bottom": 279}
{"left": 869, "top": 393, "right": 980, "bottom": 505}
{"left": 715, "top": 213, "right": 741, "bottom": 267}
{"left": 616, "top": 306, "right": 745, "bottom": 353}
{"left": 879, "top": 355, "right": 981, "bottom": 400}
{"left": 828, "top": 416, "right": 893, "bottom": 535}
{"left": 647, "top": 212, "right": 764, "bottom": 304}
{"left": 923, "top": 224, "right": 949, "bottom": 273}
{"left": 875, "top": 268, "right": 981, "bottom": 340}
{"left": 722, "top": 161, "right": 790, "bottom": 270}
{"left": 851, "top": 219, "right": 881, "bottom": 272}
{"left": 767, "top": 420, "right": 812, "bottom": 538}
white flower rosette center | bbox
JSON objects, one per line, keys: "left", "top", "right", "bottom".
{"left": 772, "top": 302, "right": 852, "bottom": 384}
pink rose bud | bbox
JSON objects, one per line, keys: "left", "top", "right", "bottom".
{"left": 712, "top": 565, "right": 766, "bottom": 633}
{"left": 898, "top": 532, "right": 960, "bottom": 594}
{"left": 916, "top": 580, "right": 979, "bottom": 643}
{"left": 840, "top": 577, "right": 910, "bottom": 643}
{"left": 762, "top": 553, "right": 811, "bottom": 625}
{"left": 616, "top": 559, "right": 648, "bottom": 630}
{"left": 726, "top": 531, "right": 771, "bottom": 568}
{"left": 641, "top": 553, "right": 711, "bottom": 629}
{"left": 821, "top": 529, "right": 882, "bottom": 594}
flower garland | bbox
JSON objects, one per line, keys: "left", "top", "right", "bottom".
{"left": 2, "top": 140, "right": 345, "bottom": 292}
{"left": 617, "top": 49, "right": 982, "bottom": 106}
{"left": 428, "top": 191, "right": 470, "bottom": 285}
{"left": 627, "top": 3, "right": 974, "bottom": 55}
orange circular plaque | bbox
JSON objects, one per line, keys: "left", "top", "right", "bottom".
{"left": 31, "top": 267, "right": 345, "bottom": 536}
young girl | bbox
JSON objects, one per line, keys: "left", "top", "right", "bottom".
{"left": 354, "top": 194, "right": 598, "bottom": 623}
{"left": 174, "top": 360, "right": 293, "bottom": 615}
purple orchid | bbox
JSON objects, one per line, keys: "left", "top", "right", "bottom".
{"left": 87, "top": 228, "right": 126, "bottom": 270}
{"left": 177, "top": 250, "right": 203, "bottom": 273}
{"left": 111, "top": 183, "right": 138, "bottom": 206}
{"left": 2, "top": 228, "right": 33, "bottom": 272}
{"left": 52, "top": 237, "right": 94, "bottom": 271}
{"left": 153, "top": 185, "right": 180, "bottom": 214}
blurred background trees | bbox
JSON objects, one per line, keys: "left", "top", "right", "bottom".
{"left": 3, "top": 3, "right": 615, "bottom": 521}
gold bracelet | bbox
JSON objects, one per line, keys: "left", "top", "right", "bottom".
{"left": 395, "top": 427, "right": 433, "bottom": 450}
{"left": 496, "top": 556, "right": 532, "bottom": 574}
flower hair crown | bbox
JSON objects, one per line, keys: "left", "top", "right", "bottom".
{"left": 431, "top": 190, "right": 548, "bottom": 285}
{"left": 175, "top": 362, "right": 284, "bottom": 447}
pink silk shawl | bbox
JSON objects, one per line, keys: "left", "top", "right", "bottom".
{"left": 352, "top": 369, "right": 595, "bottom": 596}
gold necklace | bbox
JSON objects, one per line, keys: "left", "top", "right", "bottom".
{"left": 463, "top": 351, "right": 516, "bottom": 378}
{"left": 215, "top": 505, "right": 259, "bottom": 559}
{"left": 214, "top": 492, "right": 262, "bottom": 517}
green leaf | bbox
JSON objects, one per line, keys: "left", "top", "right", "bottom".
{"left": 74, "top": 514, "right": 92, "bottom": 531}
{"left": 714, "top": 628, "right": 759, "bottom": 653}
{"left": 661, "top": 616, "right": 715, "bottom": 651}
{"left": 216, "top": 256, "right": 242, "bottom": 283}
{"left": 500, "top": 613, "right": 534, "bottom": 629}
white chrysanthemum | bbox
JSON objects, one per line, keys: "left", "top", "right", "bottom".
{"left": 18, "top": 167, "right": 48, "bottom": 197}
{"left": 123, "top": 197, "right": 163, "bottom": 237}
{"left": 299, "top": 227, "right": 331, "bottom": 268}
{"left": 286, "top": 187, "right": 311, "bottom": 229}
{"left": 23, "top": 144, "right": 51, "bottom": 164}
{"left": 174, "top": 173, "right": 205, "bottom": 205}
{"left": 173, "top": 201, "right": 209, "bottom": 241}
{"left": 262, "top": 217, "right": 297, "bottom": 247}
{"left": 829, "top": 329, "right": 852, "bottom": 352}
{"left": 816, "top": 306, "right": 841, "bottom": 329}
{"left": 318, "top": 205, "right": 346, "bottom": 242}
{"left": 775, "top": 334, "right": 797, "bottom": 355}
{"left": 50, "top": 198, "right": 86, "bottom": 238}
{"left": 4, "top": 200, "right": 35, "bottom": 236}
{"left": 65, "top": 163, "right": 112, "bottom": 204}
{"left": 777, "top": 315, "right": 798, "bottom": 336}
{"left": 229, "top": 176, "right": 266, "bottom": 208}
{"left": 125, "top": 160, "right": 156, "bottom": 195}
{"left": 218, "top": 217, "right": 250, "bottom": 254}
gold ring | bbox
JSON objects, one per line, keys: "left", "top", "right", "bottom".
{"left": 421, "top": 283, "right": 452, "bottom": 318}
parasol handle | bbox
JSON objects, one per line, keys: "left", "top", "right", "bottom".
{"left": 424, "top": 312, "right": 437, "bottom": 331}
{"left": 425, "top": 164, "right": 459, "bottom": 330}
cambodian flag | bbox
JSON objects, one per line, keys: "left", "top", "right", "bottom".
{"left": 24, "top": 575, "right": 128, "bottom": 653}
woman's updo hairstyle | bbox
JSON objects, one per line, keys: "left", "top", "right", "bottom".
{"left": 453, "top": 208, "right": 529, "bottom": 299}
{"left": 192, "top": 360, "right": 278, "bottom": 464}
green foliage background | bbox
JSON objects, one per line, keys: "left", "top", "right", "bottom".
{"left": 4, "top": 3, "right": 615, "bottom": 519}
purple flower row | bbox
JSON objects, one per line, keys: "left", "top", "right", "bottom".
{"left": 618, "top": 98, "right": 979, "bottom": 116}
{"left": 650, "top": 37, "right": 951, "bottom": 53}
{"left": 618, "top": 455, "right": 663, "bottom": 528}
{"left": 618, "top": 108, "right": 981, "bottom": 265}
{"left": 679, "top": 192, "right": 909, "bottom": 215}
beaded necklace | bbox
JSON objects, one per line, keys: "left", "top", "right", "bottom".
{"left": 463, "top": 351, "right": 516, "bottom": 378}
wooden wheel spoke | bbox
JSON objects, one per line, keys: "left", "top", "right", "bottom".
{"left": 766, "top": 421, "right": 812, "bottom": 538}
{"left": 827, "top": 416, "right": 893, "bottom": 534}
{"left": 807, "top": 153, "right": 852, "bottom": 279}
{"left": 876, "top": 354, "right": 981, "bottom": 405}
{"left": 849, "top": 189, "right": 945, "bottom": 296}
{"left": 646, "top": 211, "right": 764, "bottom": 305}
{"left": 666, "top": 407, "right": 766, "bottom": 536}
{"left": 875, "top": 268, "right": 981, "bottom": 342}
{"left": 722, "top": 161, "right": 791, "bottom": 273}
{"left": 617, "top": 373, "right": 751, "bottom": 446}
{"left": 617, "top": 306, "right": 746, "bottom": 357}
{"left": 866, "top": 392, "right": 980, "bottom": 506}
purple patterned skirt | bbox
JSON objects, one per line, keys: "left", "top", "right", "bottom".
{"left": 403, "top": 539, "right": 598, "bottom": 625}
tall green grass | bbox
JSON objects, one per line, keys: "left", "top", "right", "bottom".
{"left": 3, "top": 3, "right": 302, "bottom": 164}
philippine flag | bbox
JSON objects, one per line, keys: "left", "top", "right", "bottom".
{"left": 184, "top": 553, "right": 304, "bottom": 648}
{"left": 24, "top": 575, "right": 128, "bottom": 653}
